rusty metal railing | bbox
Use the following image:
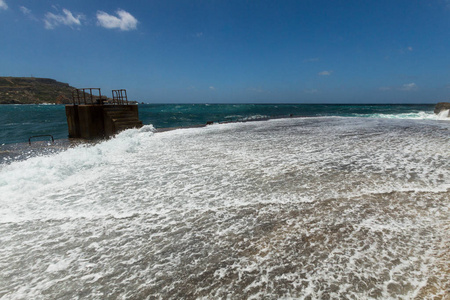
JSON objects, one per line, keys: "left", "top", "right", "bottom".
{"left": 71, "top": 88, "right": 103, "bottom": 105}
{"left": 112, "top": 89, "right": 129, "bottom": 105}
{"left": 29, "top": 134, "right": 54, "bottom": 145}
{"left": 71, "top": 88, "right": 131, "bottom": 105}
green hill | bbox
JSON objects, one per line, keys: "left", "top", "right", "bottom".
{"left": 0, "top": 77, "right": 75, "bottom": 104}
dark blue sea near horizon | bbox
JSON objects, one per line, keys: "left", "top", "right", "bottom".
{"left": 0, "top": 103, "right": 442, "bottom": 145}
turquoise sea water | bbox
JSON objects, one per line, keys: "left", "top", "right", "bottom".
{"left": 0, "top": 103, "right": 439, "bottom": 145}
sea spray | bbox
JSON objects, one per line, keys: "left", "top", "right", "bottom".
{"left": 437, "top": 109, "right": 450, "bottom": 119}
{"left": 0, "top": 125, "right": 156, "bottom": 223}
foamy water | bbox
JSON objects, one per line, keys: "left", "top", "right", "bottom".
{"left": 352, "top": 111, "right": 449, "bottom": 120}
{"left": 437, "top": 109, "right": 450, "bottom": 120}
{"left": 0, "top": 117, "right": 449, "bottom": 299}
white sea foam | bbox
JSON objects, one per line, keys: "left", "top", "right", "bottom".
{"left": 437, "top": 109, "right": 450, "bottom": 119}
{"left": 354, "top": 111, "right": 448, "bottom": 120}
{"left": 0, "top": 118, "right": 448, "bottom": 299}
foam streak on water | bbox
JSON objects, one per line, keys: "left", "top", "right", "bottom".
{"left": 0, "top": 118, "right": 449, "bottom": 299}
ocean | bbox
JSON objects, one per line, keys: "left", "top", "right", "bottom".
{"left": 0, "top": 103, "right": 445, "bottom": 145}
{"left": 0, "top": 104, "right": 449, "bottom": 299}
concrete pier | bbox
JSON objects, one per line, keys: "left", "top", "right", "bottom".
{"left": 66, "top": 104, "right": 142, "bottom": 139}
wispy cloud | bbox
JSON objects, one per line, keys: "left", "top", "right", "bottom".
{"left": 379, "top": 83, "right": 418, "bottom": 91}
{"left": 44, "top": 9, "right": 83, "bottom": 29}
{"left": 318, "top": 70, "right": 333, "bottom": 76}
{"left": 20, "top": 6, "right": 38, "bottom": 21}
{"left": 20, "top": 6, "right": 31, "bottom": 15}
{"left": 209, "top": 86, "right": 216, "bottom": 90}
{"left": 400, "top": 83, "right": 417, "bottom": 91}
{"left": 399, "top": 46, "right": 414, "bottom": 54}
{"left": 97, "top": 9, "right": 138, "bottom": 31}
{"left": 0, "top": 0, "right": 8, "bottom": 10}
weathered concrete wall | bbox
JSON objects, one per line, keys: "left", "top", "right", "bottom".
{"left": 103, "top": 109, "right": 115, "bottom": 138}
{"left": 78, "top": 105, "right": 105, "bottom": 139}
{"left": 66, "top": 105, "right": 105, "bottom": 139}
{"left": 66, "top": 105, "right": 79, "bottom": 138}
{"left": 104, "top": 105, "right": 140, "bottom": 135}
{"left": 66, "top": 105, "right": 140, "bottom": 139}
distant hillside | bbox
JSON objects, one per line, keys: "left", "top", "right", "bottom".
{"left": 0, "top": 77, "right": 75, "bottom": 104}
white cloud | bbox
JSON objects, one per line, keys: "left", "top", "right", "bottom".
{"left": 318, "top": 70, "right": 333, "bottom": 76}
{"left": 0, "top": 0, "right": 8, "bottom": 10}
{"left": 97, "top": 9, "right": 138, "bottom": 31}
{"left": 44, "top": 9, "right": 83, "bottom": 29}
{"left": 20, "top": 6, "right": 31, "bottom": 15}
{"left": 20, "top": 6, "right": 38, "bottom": 21}
{"left": 400, "top": 83, "right": 417, "bottom": 91}
{"left": 209, "top": 86, "right": 216, "bottom": 90}
{"left": 399, "top": 46, "right": 413, "bottom": 54}
{"left": 380, "top": 83, "right": 418, "bottom": 91}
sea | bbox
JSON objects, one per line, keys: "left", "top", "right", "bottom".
{"left": 0, "top": 103, "right": 448, "bottom": 146}
{"left": 0, "top": 104, "right": 449, "bottom": 299}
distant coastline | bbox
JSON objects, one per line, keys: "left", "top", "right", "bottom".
{"left": 0, "top": 77, "right": 76, "bottom": 104}
{"left": 0, "top": 77, "right": 140, "bottom": 105}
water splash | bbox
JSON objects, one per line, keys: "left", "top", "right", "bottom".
{"left": 437, "top": 109, "right": 449, "bottom": 120}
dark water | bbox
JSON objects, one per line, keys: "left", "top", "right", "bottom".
{"left": 0, "top": 104, "right": 437, "bottom": 145}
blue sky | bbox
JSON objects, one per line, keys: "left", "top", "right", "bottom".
{"left": 1, "top": 0, "right": 450, "bottom": 103}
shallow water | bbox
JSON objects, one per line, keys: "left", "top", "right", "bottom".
{"left": 0, "top": 117, "right": 449, "bottom": 299}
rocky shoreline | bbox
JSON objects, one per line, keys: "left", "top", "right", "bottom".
{"left": 434, "top": 102, "right": 450, "bottom": 114}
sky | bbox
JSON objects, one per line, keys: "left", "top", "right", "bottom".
{"left": 1, "top": 0, "right": 450, "bottom": 103}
